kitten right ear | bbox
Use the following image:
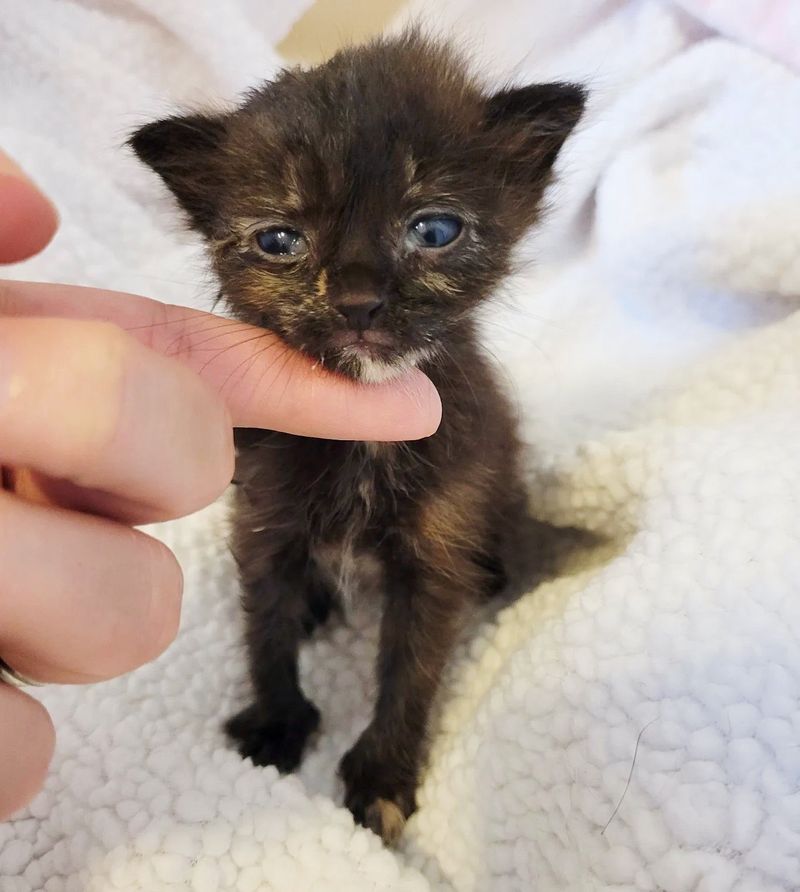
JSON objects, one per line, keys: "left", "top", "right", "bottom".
{"left": 483, "top": 82, "right": 586, "bottom": 183}
{"left": 128, "top": 113, "right": 229, "bottom": 234}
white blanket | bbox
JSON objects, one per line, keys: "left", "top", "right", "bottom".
{"left": 2, "top": 1, "right": 800, "bottom": 890}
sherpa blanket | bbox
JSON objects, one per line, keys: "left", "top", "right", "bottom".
{"left": 2, "top": 1, "right": 800, "bottom": 890}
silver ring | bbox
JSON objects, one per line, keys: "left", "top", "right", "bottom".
{"left": 0, "top": 658, "right": 42, "bottom": 688}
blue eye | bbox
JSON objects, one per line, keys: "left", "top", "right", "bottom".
{"left": 407, "top": 214, "right": 463, "bottom": 249}
{"left": 255, "top": 227, "right": 308, "bottom": 258}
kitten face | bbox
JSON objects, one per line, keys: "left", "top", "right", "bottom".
{"left": 131, "top": 34, "right": 585, "bottom": 382}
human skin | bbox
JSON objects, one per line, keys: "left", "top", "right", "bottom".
{"left": 0, "top": 151, "right": 441, "bottom": 819}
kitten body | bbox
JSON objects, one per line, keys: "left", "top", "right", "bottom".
{"left": 131, "top": 33, "right": 584, "bottom": 844}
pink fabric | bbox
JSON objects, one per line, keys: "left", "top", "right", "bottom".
{"left": 673, "top": 0, "right": 800, "bottom": 71}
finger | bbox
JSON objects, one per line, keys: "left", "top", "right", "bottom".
{"left": 1, "top": 281, "right": 442, "bottom": 440}
{"left": 1, "top": 466, "right": 163, "bottom": 522}
{"left": 0, "top": 317, "right": 234, "bottom": 521}
{"left": 0, "top": 686, "right": 54, "bottom": 820}
{"left": 0, "top": 152, "right": 59, "bottom": 263}
{"left": 0, "top": 491, "right": 182, "bottom": 684}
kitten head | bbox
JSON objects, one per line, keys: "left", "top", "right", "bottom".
{"left": 131, "top": 32, "right": 585, "bottom": 383}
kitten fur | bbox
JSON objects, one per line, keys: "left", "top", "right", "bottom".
{"left": 131, "top": 31, "right": 585, "bottom": 845}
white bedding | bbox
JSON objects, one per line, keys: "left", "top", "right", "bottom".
{"left": 2, "top": 1, "right": 800, "bottom": 889}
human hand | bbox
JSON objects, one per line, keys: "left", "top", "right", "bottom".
{"left": 0, "top": 152, "right": 441, "bottom": 819}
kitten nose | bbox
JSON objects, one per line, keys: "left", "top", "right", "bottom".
{"left": 335, "top": 295, "right": 385, "bottom": 331}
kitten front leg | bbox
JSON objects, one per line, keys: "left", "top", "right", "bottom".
{"left": 225, "top": 546, "right": 327, "bottom": 773}
{"left": 339, "top": 542, "right": 479, "bottom": 844}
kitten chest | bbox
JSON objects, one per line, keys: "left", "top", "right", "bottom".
{"left": 309, "top": 446, "right": 386, "bottom": 605}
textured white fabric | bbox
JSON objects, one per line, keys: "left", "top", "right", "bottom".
{"left": 2, "top": 1, "right": 800, "bottom": 890}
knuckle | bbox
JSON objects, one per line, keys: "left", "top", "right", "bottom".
{"left": 75, "top": 318, "right": 130, "bottom": 357}
{"left": 65, "top": 322, "right": 133, "bottom": 466}
{"left": 81, "top": 321, "right": 132, "bottom": 388}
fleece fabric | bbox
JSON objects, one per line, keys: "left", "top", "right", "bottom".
{"left": 2, "top": 1, "right": 799, "bottom": 889}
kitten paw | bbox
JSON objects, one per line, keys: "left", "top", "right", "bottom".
{"left": 339, "top": 742, "right": 416, "bottom": 845}
{"left": 363, "top": 796, "right": 412, "bottom": 846}
{"left": 225, "top": 699, "right": 320, "bottom": 773}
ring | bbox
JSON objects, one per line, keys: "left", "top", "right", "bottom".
{"left": 0, "top": 658, "right": 42, "bottom": 688}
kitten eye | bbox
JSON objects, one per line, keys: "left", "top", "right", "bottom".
{"left": 255, "top": 227, "right": 308, "bottom": 258}
{"left": 407, "top": 214, "right": 463, "bottom": 249}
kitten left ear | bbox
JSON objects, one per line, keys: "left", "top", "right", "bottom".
{"left": 484, "top": 82, "right": 587, "bottom": 178}
{"left": 128, "top": 112, "right": 229, "bottom": 235}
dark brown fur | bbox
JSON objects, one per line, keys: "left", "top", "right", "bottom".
{"left": 131, "top": 32, "right": 585, "bottom": 844}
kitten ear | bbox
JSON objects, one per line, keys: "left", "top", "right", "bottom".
{"left": 128, "top": 113, "right": 229, "bottom": 234}
{"left": 484, "top": 82, "right": 586, "bottom": 179}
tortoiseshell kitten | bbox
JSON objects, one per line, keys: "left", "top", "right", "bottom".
{"left": 131, "top": 32, "right": 585, "bottom": 844}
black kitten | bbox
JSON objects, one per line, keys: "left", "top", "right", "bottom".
{"left": 131, "top": 31, "right": 585, "bottom": 845}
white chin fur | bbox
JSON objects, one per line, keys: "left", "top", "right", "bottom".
{"left": 351, "top": 347, "right": 433, "bottom": 384}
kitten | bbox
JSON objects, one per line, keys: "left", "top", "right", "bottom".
{"left": 131, "top": 32, "right": 585, "bottom": 845}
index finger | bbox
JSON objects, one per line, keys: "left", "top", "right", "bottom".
{"left": 0, "top": 280, "right": 442, "bottom": 440}
{"left": 0, "top": 152, "right": 59, "bottom": 263}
